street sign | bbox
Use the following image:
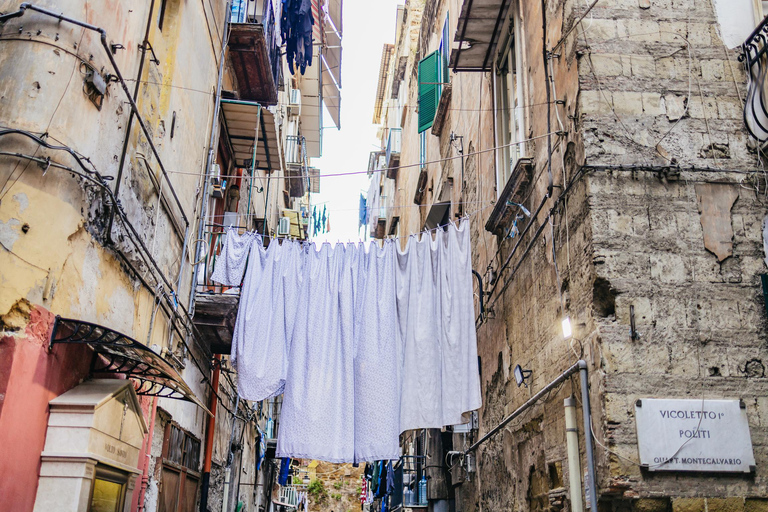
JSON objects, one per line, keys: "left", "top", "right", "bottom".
{"left": 634, "top": 398, "right": 756, "bottom": 473}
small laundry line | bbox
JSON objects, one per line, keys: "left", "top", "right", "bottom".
{"left": 211, "top": 218, "right": 482, "bottom": 463}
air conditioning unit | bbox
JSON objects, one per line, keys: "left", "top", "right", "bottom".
{"left": 286, "top": 89, "right": 301, "bottom": 117}
{"left": 278, "top": 216, "right": 291, "bottom": 236}
{"left": 210, "top": 163, "right": 224, "bottom": 198}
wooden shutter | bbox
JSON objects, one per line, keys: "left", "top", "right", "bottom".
{"left": 418, "top": 51, "right": 441, "bottom": 133}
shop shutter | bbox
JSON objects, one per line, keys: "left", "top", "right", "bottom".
{"left": 418, "top": 51, "right": 441, "bottom": 133}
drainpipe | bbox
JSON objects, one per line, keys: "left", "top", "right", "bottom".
{"left": 106, "top": 0, "right": 156, "bottom": 244}
{"left": 136, "top": 396, "right": 158, "bottom": 512}
{"left": 222, "top": 394, "right": 241, "bottom": 512}
{"left": 579, "top": 361, "right": 598, "bottom": 510}
{"left": 564, "top": 397, "right": 584, "bottom": 512}
{"left": 189, "top": 0, "right": 232, "bottom": 315}
{"left": 200, "top": 355, "right": 221, "bottom": 512}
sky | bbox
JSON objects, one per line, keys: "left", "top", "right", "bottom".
{"left": 310, "top": 0, "right": 402, "bottom": 243}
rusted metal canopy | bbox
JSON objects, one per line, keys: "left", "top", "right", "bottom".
{"left": 221, "top": 99, "right": 281, "bottom": 173}
{"left": 49, "top": 316, "right": 211, "bottom": 414}
{"left": 451, "top": 0, "right": 512, "bottom": 71}
{"left": 229, "top": 22, "right": 279, "bottom": 104}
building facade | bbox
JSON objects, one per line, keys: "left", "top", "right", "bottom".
{"left": 367, "top": 0, "right": 768, "bottom": 511}
{"left": 0, "top": 0, "right": 340, "bottom": 510}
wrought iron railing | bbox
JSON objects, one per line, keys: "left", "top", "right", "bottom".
{"left": 231, "top": 0, "right": 281, "bottom": 89}
{"left": 285, "top": 135, "right": 307, "bottom": 167}
{"left": 740, "top": 15, "right": 768, "bottom": 143}
{"left": 194, "top": 226, "right": 247, "bottom": 294}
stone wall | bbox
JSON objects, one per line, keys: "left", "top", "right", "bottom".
{"left": 377, "top": 0, "right": 768, "bottom": 510}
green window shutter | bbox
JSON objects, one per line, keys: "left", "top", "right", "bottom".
{"left": 418, "top": 50, "right": 441, "bottom": 133}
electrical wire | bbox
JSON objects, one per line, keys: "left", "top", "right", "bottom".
{"left": 163, "top": 132, "right": 559, "bottom": 181}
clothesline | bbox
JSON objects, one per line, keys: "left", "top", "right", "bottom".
{"left": 212, "top": 204, "right": 493, "bottom": 243}
{"left": 164, "top": 132, "right": 557, "bottom": 181}
{"left": 212, "top": 198, "right": 494, "bottom": 220}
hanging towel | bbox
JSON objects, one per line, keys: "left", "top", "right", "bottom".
{"left": 209, "top": 228, "right": 257, "bottom": 287}
{"left": 212, "top": 236, "right": 304, "bottom": 400}
{"left": 396, "top": 229, "right": 445, "bottom": 432}
{"left": 354, "top": 241, "right": 401, "bottom": 462}
{"left": 278, "top": 458, "right": 291, "bottom": 486}
{"left": 439, "top": 221, "right": 483, "bottom": 426}
{"left": 276, "top": 242, "right": 358, "bottom": 462}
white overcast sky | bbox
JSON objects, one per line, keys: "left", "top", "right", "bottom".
{"left": 311, "top": 0, "right": 402, "bottom": 243}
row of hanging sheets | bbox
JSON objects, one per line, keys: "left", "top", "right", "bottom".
{"left": 210, "top": 219, "right": 482, "bottom": 463}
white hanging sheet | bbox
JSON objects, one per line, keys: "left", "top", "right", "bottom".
{"left": 210, "top": 220, "right": 481, "bottom": 463}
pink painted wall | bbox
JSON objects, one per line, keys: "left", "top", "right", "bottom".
{"left": 0, "top": 306, "right": 92, "bottom": 512}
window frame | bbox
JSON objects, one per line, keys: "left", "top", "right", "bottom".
{"left": 88, "top": 465, "right": 129, "bottom": 512}
{"left": 492, "top": 11, "right": 527, "bottom": 197}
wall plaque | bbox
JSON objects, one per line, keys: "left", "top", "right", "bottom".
{"left": 635, "top": 398, "right": 755, "bottom": 473}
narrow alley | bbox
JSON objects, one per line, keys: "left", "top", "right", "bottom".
{"left": 0, "top": 0, "right": 767, "bottom": 512}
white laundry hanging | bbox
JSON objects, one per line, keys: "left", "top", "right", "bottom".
{"left": 210, "top": 220, "right": 482, "bottom": 463}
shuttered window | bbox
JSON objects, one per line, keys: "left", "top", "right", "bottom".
{"left": 418, "top": 51, "right": 441, "bottom": 133}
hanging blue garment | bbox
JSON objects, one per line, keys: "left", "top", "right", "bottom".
{"left": 281, "top": 0, "right": 314, "bottom": 75}
{"left": 386, "top": 462, "right": 394, "bottom": 495}
{"left": 321, "top": 205, "right": 327, "bottom": 233}
{"left": 359, "top": 194, "right": 367, "bottom": 227}
{"left": 278, "top": 457, "right": 291, "bottom": 486}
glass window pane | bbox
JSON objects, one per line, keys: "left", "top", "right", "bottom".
{"left": 89, "top": 478, "right": 123, "bottom": 512}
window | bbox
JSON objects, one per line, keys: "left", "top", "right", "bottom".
{"left": 89, "top": 466, "right": 129, "bottom": 512}
{"left": 159, "top": 423, "right": 201, "bottom": 512}
{"left": 493, "top": 15, "right": 526, "bottom": 193}
{"left": 438, "top": 14, "right": 450, "bottom": 97}
{"left": 418, "top": 15, "right": 451, "bottom": 135}
{"left": 419, "top": 131, "right": 427, "bottom": 169}
{"left": 418, "top": 51, "right": 441, "bottom": 133}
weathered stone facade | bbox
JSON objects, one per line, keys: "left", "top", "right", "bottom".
{"left": 372, "top": 0, "right": 768, "bottom": 510}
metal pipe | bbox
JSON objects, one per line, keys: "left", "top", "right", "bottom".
{"left": 463, "top": 360, "right": 599, "bottom": 509}
{"left": 541, "top": 0, "right": 554, "bottom": 197}
{"left": 107, "top": 0, "right": 156, "bottom": 244}
{"left": 465, "top": 360, "right": 581, "bottom": 454}
{"left": 223, "top": 394, "right": 241, "bottom": 512}
{"left": 200, "top": 355, "right": 221, "bottom": 512}
{"left": 14, "top": 3, "right": 190, "bottom": 227}
{"left": 579, "top": 361, "right": 599, "bottom": 511}
{"left": 136, "top": 396, "right": 158, "bottom": 512}
{"left": 246, "top": 105, "right": 262, "bottom": 226}
{"left": 564, "top": 396, "right": 584, "bottom": 512}
{"left": 189, "top": 0, "right": 231, "bottom": 315}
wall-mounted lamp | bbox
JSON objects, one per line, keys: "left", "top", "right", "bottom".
{"left": 562, "top": 317, "right": 573, "bottom": 339}
{"left": 514, "top": 364, "right": 532, "bottom": 387}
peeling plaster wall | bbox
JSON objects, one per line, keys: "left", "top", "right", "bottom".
{"left": 0, "top": 0, "right": 226, "bottom": 510}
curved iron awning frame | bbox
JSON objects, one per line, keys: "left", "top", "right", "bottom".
{"left": 50, "top": 316, "right": 211, "bottom": 414}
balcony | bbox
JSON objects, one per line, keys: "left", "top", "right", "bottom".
{"left": 228, "top": 0, "right": 281, "bottom": 104}
{"left": 368, "top": 150, "right": 386, "bottom": 177}
{"left": 385, "top": 128, "right": 402, "bottom": 179}
{"left": 451, "top": 0, "right": 513, "bottom": 72}
{"left": 740, "top": 15, "right": 768, "bottom": 144}
{"left": 285, "top": 135, "right": 309, "bottom": 198}
{"left": 192, "top": 227, "right": 241, "bottom": 355}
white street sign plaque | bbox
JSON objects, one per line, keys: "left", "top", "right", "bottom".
{"left": 634, "top": 398, "right": 755, "bottom": 473}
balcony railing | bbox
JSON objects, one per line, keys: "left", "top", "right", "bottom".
{"left": 368, "top": 150, "right": 385, "bottom": 176}
{"left": 740, "top": 15, "right": 768, "bottom": 143}
{"left": 228, "top": 0, "right": 281, "bottom": 104}
{"left": 285, "top": 135, "right": 310, "bottom": 197}
{"left": 386, "top": 128, "right": 402, "bottom": 179}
